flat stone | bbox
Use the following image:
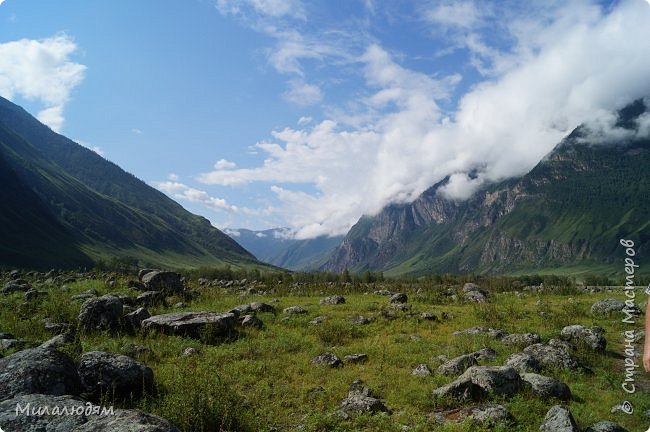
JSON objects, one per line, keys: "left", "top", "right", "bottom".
{"left": 522, "top": 373, "right": 571, "bottom": 400}
{"left": 141, "top": 311, "right": 236, "bottom": 342}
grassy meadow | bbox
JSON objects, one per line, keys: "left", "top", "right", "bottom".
{"left": 1, "top": 271, "right": 648, "bottom": 431}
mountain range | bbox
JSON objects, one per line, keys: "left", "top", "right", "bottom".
{"left": 0, "top": 96, "right": 261, "bottom": 270}
{"left": 226, "top": 228, "right": 342, "bottom": 271}
{"left": 322, "top": 99, "right": 650, "bottom": 276}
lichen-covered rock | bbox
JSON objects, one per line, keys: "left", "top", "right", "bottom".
{"left": 389, "top": 293, "right": 407, "bottom": 304}
{"left": 432, "top": 404, "right": 511, "bottom": 426}
{"left": 437, "top": 354, "right": 478, "bottom": 376}
{"left": 539, "top": 405, "right": 578, "bottom": 432}
{"left": 0, "top": 347, "right": 81, "bottom": 402}
{"left": 124, "top": 307, "right": 151, "bottom": 331}
{"left": 141, "top": 311, "right": 236, "bottom": 342}
{"left": 504, "top": 352, "right": 542, "bottom": 374}
{"left": 141, "top": 270, "right": 183, "bottom": 295}
{"left": 501, "top": 333, "right": 541, "bottom": 347}
{"left": 320, "top": 295, "right": 345, "bottom": 305}
{"left": 311, "top": 352, "right": 342, "bottom": 368}
{"left": 560, "top": 325, "right": 606, "bottom": 351}
{"left": 283, "top": 306, "right": 308, "bottom": 314}
{"left": 337, "top": 380, "right": 390, "bottom": 418}
{"left": 136, "top": 291, "right": 166, "bottom": 307}
{"left": 350, "top": 316, "right": 371, "bottom": 325}
{"left": 433, "top": 366, "right": 522, "bottom": 402}
{"left": 412, "top": 364, "right": 432, "bottom": 376}
{"left": 78, "top": 295, "right": 123, "bottom": 332}
{"left": 462, "top": 283, "right": 490, "bottom": 303}
{"left": 521, "top": 373, "right": 571, "bottom": 400}
{"left": 453, "top": 327, "right": 507, "bottom": 338}
{"left": 523, "top": 343, "right": 584, "bottom": 372}
{"left": 241, "top": 314, "right": 263, "bottom": 328}
{"left": 591, "top": 299, "right": 640, "bottom": 317}
{"left": 78, "top": 351, "right": 153, "bottom": 399}
{"left": 249, "top": 301, "right": 275, "bottom": 313}
{"left": 344, "top": 354, "right": 368, "bottom": 363}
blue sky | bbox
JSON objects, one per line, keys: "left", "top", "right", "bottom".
{"left": 2, "top": 0, "right": 650, "bottom": 238}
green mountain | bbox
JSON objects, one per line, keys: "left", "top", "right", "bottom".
{"left": 228, "top": 228, "right": 342, "bottom": 271}
{"left": 0, "top": 96, "right": 260, "bottom": 270}
{"left": 323, "top": 100, "right": 650, "bottom": 276}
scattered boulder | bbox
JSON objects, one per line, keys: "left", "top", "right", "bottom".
{"left": 473, "top": 347, "right": 498, "bottom": 362}
{"left": 0, "top": 393, "right": 180, "bottom": 432}
{"left": 344, "top": 354, "right": 368, "bottom": 364}
{"left": 2, "top": 282, "right": 31, "bottom": 295}
{"left": 523, "top": 343, "right": 584, "bottom": 372}
{"left": 350, "top": 316, "right": 371, "bottom": 325}
{"left": 320, "top": 295, "right": 345, "bottom": 305}
{"left": 433, "top": 366, "right": 522, "bottom": 402}
{"left": 78, "top": 295, "right": 123, "bottom": 332}
{"left": 0, "top": 347, "right": 81, "bottom": 401}
{"left": 337, "top": 380, "right": 390, "bottom": 419}
{"left": 241, "top": 314, "right": 263, "bottom": 329}
{"left": 127, "top": 279, "right": 146, "bottom": 290}
{"left": 504, "top": 352, "right": 542, "bottom": 374}
{"left": 437, "top": 354, "right": 478, "bottom": 376}
{"left": 250, "top": 301, "right": 275, "bottom": 313}
{"left": 389, "top": 293, "right": 407, "bottom": 304}
{"left": 229, "top": 304, "right": 252, "bottom": 317}
{"left": 311, "top": 352, "right": 342, "bottom": 368}
{"left": 420, "top": 312, "right": 438, "bottom": 321}
{"left": 462, "top": 283, "right": 490, "bottom": 303}
{"left": 78, "top": 351, "right": 153, "bottom": 399}
{"left": 283, "top": 306, "right": 308, "bottom": 314}
{"left": 137, "top": 291, "right": 166, "bottom": 307}
{"left": 412, "top": 364, "right": 432, "bottom": 376}
{"left": 124, "top": 307, "right": 151, "bottom": 331}
{"left": 501, "top": 333, "right": 541, "bottom": 347}
{"left": 141, "top": 311, "right": 236, "bottom": 342}
{"left": 141, "top": 271, "right": 183, "bottom": 295}
{"left": 309, "top": 315, "right": 328, "bottom": 325}
{"left": 539, "top": 405, "right": 578, "bottom": 432}
{"left": 182, "top": 347, "right": 197, "bottom": 357}
{"left": 584, "top": 421, "right": 629, "bottom": 432}
{"left": 521, "top": 373, "right": 571, "bottom": 400}
{"left": 560, "top": 325, "right": 606, "bottom": 351}
{"left": 591, "top": 299, "right": 641, "bottom": 317}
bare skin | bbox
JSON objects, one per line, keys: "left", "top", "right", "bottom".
{"left": 645, "top": 299, "right": 650, "bottom": 372}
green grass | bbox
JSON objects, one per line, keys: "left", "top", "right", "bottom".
{"left": 1, "top": 273, "right": 648, "bottom": 431}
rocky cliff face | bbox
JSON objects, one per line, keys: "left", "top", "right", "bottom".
{"left": 323, "top": 101, "right": 650, "bottom": 275}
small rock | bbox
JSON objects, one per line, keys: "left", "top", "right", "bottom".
{"left": 137, "top": 291, "right": 166, "bottom": 307}
{"left": 320, "top": 295, "right": 345, "bottom": 305}
{"left": 344, "top": 354, "right": 368, "bottom": 364}
{"left": 420, "top": 312, "right": 438, "bottom": 321}
{"left": 504, "top": 352, "right": 542, "bottom": 374}
{"left": 350, "top": 315, "right": 371, "bottom": 325}
{"left": 283, "top": 306, "right": 308, "bottom": 314}
{"left": 453, "top": 326, "right": 507, "bottom": 338}
{"left": 337, "top": 380, "right": 390, "bottom": 418}
{"left": 311, "top": 352, "right": 342, "bottom": 368}
{"left": 250, "top": 301, "right": 275, "bottom": 313}
{"left": 182, "top": 347, "right": 197, "bottom": 357}
{"left": 389, "top": 293, "right": 407, "bottom": 304}
{"left": 437, "top": 354, "right": 478, "bottom": 376}
{"left": 539, "top": 405, "right": 578, "bottom": 432}
{"left": 412, "top": 364, "right": 432, "bottom": 376}
{"left": 462, "top": 283, "right": 490, "bottom": 303}
{"left": 309, "top": 315, "right": 328, "bottom": 325}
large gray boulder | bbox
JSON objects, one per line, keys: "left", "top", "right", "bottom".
{"left": 0, "top": 347, "right": 81, "bottom": 402}
{"left": 437, "top": 354, "right": 478, "bottom": 376}
{"left": 389, "top": 293, "right": 408, "bottom": 303}
{"left": 78, "top": 295, "right": 123, "bottom": 332}
{"left": 0, "top": 393, "right": 180, "bottom": 431}
{"left": 504, "top": 352, "right": 542, "bottom": 374}
{"left": 521, "top": 373, "right": 571, "bottom": 400}
{"left": 523, "top": 343, "right": 584, "bottom": 372}
{"left": 137, "top": 291, "right": 166, "bottom": 307}
{"left": 539, "top": 405, "right": 578, "bottom": 432}
{"left": 462, "top": 283, "right": 490, "bottom": 303}
{"left": 337, "top": 380, "right": 390, "bottom": 418}
{"left": 78, "top": 351, "right": 153, "bottom": 399}
{"left": 591, "top": 299, "right": 641, "bottom": 317}
{"left": 432, "top": 366, "right": 522, "bottom": 402}
{"left": 124, "top": 307, "right": 151, "bottom": 331}
{"left": 141, "top": 311, "right": 236, "bottom": 342}
{"left": 560, "top": 325, "right": 606, "bottom": 351}
{"left": 141, "top": 271, "right": 183, "bottom": 295}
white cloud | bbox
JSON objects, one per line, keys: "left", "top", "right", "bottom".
{"left": 168, "top": 173, "right": 179, "bottom": 181}
{"left": 154, "top": 181, "right": 239, "bottom": 213}
{"left": 297, "top": 115, "right": 312, "bottom": 125}
{"left": 214, "top": 159, "right": 237, "bottom": 169}
{"left": 0, "top": 1, "right": 6, "bottom": 7}
{"left": 255, "top": 232, "right": 267, "bottom": 238}
{"left": 131, "top": 128, "right": 143, "bottom": 135}
{"left": 426, "top": 1, "right": 483, "bottom": 29}
{"left": 225, "top": 228, "right": 241, "bottom": 237}
{"left": 282, "top": 79, "right": 322, "bottom": 106}
{"left": 203, "top": 0, "right": 650, "bottom": 239}
{"left": 75, "top": 139, "right": 104, "bottom": 157}
{"left": 216, "top": 0, "right": 305, "bottom": 20}
{"left": 0, "top": 34, "right": 86, "bottom": 132}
